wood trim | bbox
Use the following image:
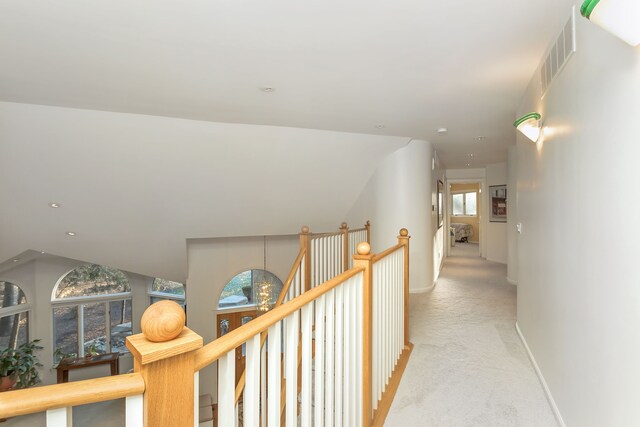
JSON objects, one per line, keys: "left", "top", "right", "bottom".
{"left": 0, "top": 373, "right": 145, "bottom": 419}
{"left": 309, "top": 231, "right": 343, "bottom": 238}
{"left": 398, "top": 231, "right": 410, "bottom": 346}
{"left": 194, "top": 267, "right": 365, "bottom": 371}
{"left": 274, "top": 248, "right": 305, "bottom": 307}
{"left": 353, "top": 251, "right": 373, "bottom": 426}
{"left": 347, "top": 227, "right": 367, "bottom": 233}
{"left": 126, "top": 327, "right": 203, "bottom": 365}
{"left": 371, "top": 343, "right": 414, "bottom": 427}
{"left": 371, "top": 244, "right": 403, "bottom": 263}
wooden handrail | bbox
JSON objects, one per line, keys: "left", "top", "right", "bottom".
{"left": 0, "top": 373, "right": 145, "bottom": 419}
{"left": 193, "top": 267, "right": 365, "bottom": 371}
{"left": 274, "top": 248, "right": 305, "bottom": 307}
{"left": 309, "top": 230, "right": 344, "bottom": 238}
{"left": 348, "top": 226, "right": 368, "bottom": 233}
{"left": 372, "top": 244, "right": 404, "bottom": 263}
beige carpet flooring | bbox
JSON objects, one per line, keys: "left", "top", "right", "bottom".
{"left": 385, "top": 243, "right": 558, "bottom": 426}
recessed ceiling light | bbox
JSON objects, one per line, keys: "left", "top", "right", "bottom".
{"left": 40, "top": 251, "right": 46, "bottom": 254}
{"left": 49, "top": 202, "right": 61, "bottom": 208}
{"left": 66, "top": 231, "right": 76, "bottom": 236}
{"left": 375, "top": 124, "right": 385, "bottom": 129}
{"left": 437, "top": 128, "right": 448, "bottom": 134}
{"left": 260, "top": 87, "right": 275, "bottom": 93}
{"left": 474, "top": 136, "right": 485, "bottom": 142}
{"left": 12, "top": 258, "right": 20, "bottom": 263}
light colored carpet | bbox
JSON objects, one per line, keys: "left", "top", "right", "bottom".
{"left": 385, "top": 244, "right": 558, "bottom": 426}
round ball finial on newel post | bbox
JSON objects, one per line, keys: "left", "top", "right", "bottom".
{"left": 357, "top": 242, "right": 371, "bottom": 256}
{"left": 399, "top": 228, "right": 409, "bottom": 237}
{"left": 301, "top": 225, "right": 310, "bottom": 234}
{"left": 140, "top": 300, "right": 186, "bottom": 343}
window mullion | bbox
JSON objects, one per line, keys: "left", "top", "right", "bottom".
{"left": 78, "top": 304, "right": 85, "bottom": 357}
{"left": 105, "top": 302, "right": 111, "bottom": 353}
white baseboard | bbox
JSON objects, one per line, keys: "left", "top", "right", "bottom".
{"left": 515, "top": 322, "right": 566, "bottom": 427}
{"left": 410, "top": 281, "right": 436, "bottom": 294}
{"left": 507, "top": 277, "right": 517, "bottom": 285}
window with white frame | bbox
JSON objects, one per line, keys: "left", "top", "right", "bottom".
{"left": 149, "top": 278, "right": 185, "bottom": 309}
{"left": 0, "top": 281, "right": 30, "bottom": 351}
{"left": 452, "top": 191, "right": 477, "bottom": 216}
{"left": 218, "top": 269, "right": 283, "bottom": 310}
{"left": 52, "top": 264, "right": 132, "bottom": 362}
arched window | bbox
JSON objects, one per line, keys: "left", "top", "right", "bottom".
{"left": 218, "top": 269, "right": 283, "bottom": 310}
{"left": 52, "top": 264, "right": 132, "bottom": 361}
{"left": 0, "top": 281, "right": 30, "bottom": 351}
{"left": 149, "top": 278, "right": 185, "bottom": 309}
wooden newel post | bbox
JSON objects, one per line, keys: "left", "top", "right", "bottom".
{"left": 353, "top": 241, "right": 373, "bottom": 426}
{"left": 365, "top": 220, "right": 371, "bottom": 244}
{"left": 340, "top": 222, "right": 349, "bottom": 272}
{"left": 300, "top": 225, "right": 312, "bottom": 292}
{"left": 398, "top": 228, "right": 410, "bottom": 346}
{"left": 126, "top": 301, "right": 203, "bottom": 427}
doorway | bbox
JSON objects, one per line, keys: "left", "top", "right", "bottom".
{"left": 448, "top": 181, "right": 484, "bottom": 258}
{"left": 216, "top": 309, "right": 257, "bottom": 383}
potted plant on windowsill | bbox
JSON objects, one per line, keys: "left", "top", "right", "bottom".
{"left": 0, "top": 340, "right": 43, "bottom": 392}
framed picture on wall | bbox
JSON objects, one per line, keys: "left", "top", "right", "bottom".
{"left": 437, "top": 180, "right": 444, "bottom": 228}
{"left": 489, "top": 185, "right": 507, "bottom": 222}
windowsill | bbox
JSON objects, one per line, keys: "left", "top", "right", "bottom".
{"left": 451, "top": 216, "right": 478, "bottom": 218}
{"left": 216, "top": 304, "right": 257, "bottom": 313}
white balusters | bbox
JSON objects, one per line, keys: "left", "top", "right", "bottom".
{"left": 314, "top": 294, "right": 325, "bottom": 426}
{"left": 46, "top": 407, "right": 72, "bottom": 427}
{"left": 267, "top": 322, "right": 282, "bottom": 427}
{"left": 126, "top": 394, "right": 144, "bottom": 427}
{"left": 218, "top": 350, "right": 236, "bottom": 427}
{"left": 285, "top": 311, "right": 299, "bottom": 427}
{"left": 244, "top": 334, "right": 261, "bottom": 427}
{"left": 370, "top": 246, "right": 405, "bottom": 412}
{"left": 301, "top": 303, "right": 313, "bottom": 427}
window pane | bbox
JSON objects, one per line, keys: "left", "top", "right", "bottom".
{"left": 452, "top": 194, "right": 464, "bottom": 215}
{"left": 466, "top": 192, "right": 477, "bottom": 215}
{"left": 0, "top": 282, "right": 26, "bottom": 308}
{"left": 110, "top": 300, "right": 132, "bottom": 354}
{"left": 219, "top": 271, "right": 252, "bottom": 308}
{"left": 151, "top": 296, "right": 186, "bottom": 311}
{"left": 219, "top": 319, "right": 229, "bottom": 337}
{"left": 53, "top": 306, "right": 78, "bottom": 361}
{"left": 83, "top": 303, "right": 106, "bottom": 355}
{"left": 56, "top": 264, "right": 130, "bottom": 299}
{"left": 0, "top": 312, "right": 28, "bottom": 350}
{"left": 152, "top": 279, "right": 185, "bottom": 296}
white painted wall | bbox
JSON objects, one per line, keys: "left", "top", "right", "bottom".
{"left": 516, "top": 12, "right": 640, "bottom": 427}
{"left": 485, "top": 162, "right": 508, "bottom": 264}
{"left": 0, "top": 101, "right": 409, "bottom": 282}
{"left": 346, "top": 140, "right": 437, "bottom": 292}
{"left": 506, "top": 146, "right": 518, "bottom": 284}
{"left": 186, "top": 234, "right": 300, "bottom": 398}
{"left": 0, "top": 256, "right": 151, "bottom": 386}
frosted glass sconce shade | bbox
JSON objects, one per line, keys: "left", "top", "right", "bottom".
{"left": 581, "top": 0, "right": 640, "bottom": 46}
{"left": 513, "top": 112, "right": 542, "bottom": 142}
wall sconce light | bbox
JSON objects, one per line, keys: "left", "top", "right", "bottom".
{"left": 581, "top": 0, "right": 639, "bottom": 46}
{"left": 513, "top": 112, "right": 542, "bottom": 142}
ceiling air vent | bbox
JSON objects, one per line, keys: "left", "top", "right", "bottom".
{"left": 541, "top": 7, "right": 576, "bottom": 97}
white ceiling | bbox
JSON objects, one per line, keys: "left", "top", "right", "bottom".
{"left": 0, "top": 0, "right": 574, "bottom": 167}
{"left": 0, "top": 0, "right": 575, "bottom": 280}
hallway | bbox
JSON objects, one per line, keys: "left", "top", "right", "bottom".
{"left": 386, "top": 244, "right": 557, "bottom": 426}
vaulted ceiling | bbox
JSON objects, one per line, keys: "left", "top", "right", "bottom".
{"left": 0, "top": 0, "right": 575, "bottom": 280}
